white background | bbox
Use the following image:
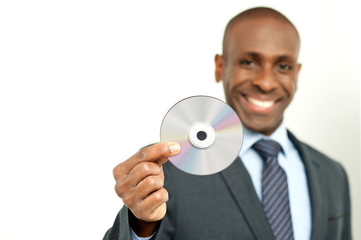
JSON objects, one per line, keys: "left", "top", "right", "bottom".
{"left": 0, "top": 0, "right": 360, "bottom": 239}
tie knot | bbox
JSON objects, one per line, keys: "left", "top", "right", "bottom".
{"left": 252, "top": 139, "right": 281, "bottom": 160}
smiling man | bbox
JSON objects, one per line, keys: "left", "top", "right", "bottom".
{"left": 104, "top": 7, "right": 351, "bottom": 240}
{"left": 215, "top": 10, "right": 301, "bottom": 136}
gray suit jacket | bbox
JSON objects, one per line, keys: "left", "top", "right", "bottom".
{"left": 104, "top": 132, "right": 351, "bottom": 240}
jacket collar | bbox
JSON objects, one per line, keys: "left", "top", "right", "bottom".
{"left": 287, "top": 131, "right": 327, "bottom": 240}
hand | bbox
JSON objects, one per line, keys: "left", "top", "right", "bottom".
{"left": 113, "top": 142, "right": 180, "bottom": 230}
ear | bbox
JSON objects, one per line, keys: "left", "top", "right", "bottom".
{"left": 215, "top": 54, "right": 224, "bottom": 83}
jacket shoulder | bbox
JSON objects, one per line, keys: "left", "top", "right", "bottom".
{"left": 288, "top": 131, "right": 346, "bottom": 175}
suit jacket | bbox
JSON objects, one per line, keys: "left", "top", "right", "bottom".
{"left": 104, "top": 131, "right": 352, "bottom": 240}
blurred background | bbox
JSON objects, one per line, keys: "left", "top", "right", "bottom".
{"left": 0, "top": 0, "right": 360, "bottom": 239}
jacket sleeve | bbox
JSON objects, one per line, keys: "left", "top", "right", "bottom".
{"left": 341, "top": 165, "right": 352, "bottom": 240}
{"left": 103, "top": 206, "right": 132, "bottom": 240}
{"left": 103, "top": 206, "right": 164, "bottom": 240}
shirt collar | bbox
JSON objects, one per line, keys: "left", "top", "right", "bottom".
{"left": 240, "top": 122, "right": 290, "bottom": 157}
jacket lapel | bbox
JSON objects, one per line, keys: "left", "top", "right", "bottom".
{"left": 287, "top": 131, "right": 328, "bottom": 240}
{"left": 219, "top": 131, "right": 328, "bottom": 240}
{"left": 219, "top": 157, "right": 274, "bottom": 239}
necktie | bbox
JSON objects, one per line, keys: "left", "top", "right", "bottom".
{"left": 253, "top": 139, "right": 294, "bottom": 240}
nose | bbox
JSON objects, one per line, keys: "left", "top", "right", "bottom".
{"left": 251, "top": 66, "right": 278, "bottom": 93}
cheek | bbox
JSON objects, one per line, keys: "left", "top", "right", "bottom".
{"left": 223, "top": 82, "right": 236, "bottom": 106}
{"left": 222, "top": 71, "right": 235, "bottom": 94}
{"left": 280, "top": 77, "right": 297, "bottom": 98}
{"left": 292, "top": 77, "right": 298, "bottom": 93}
{"left": 225, "top": 69, "right": 249, "bottom": 92}
{"left": 290, "top": 79, "right": 298, "bottom": 96}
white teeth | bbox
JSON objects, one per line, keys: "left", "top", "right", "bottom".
{"left": 247, "top": 97, "right": 274, "bottom": 108}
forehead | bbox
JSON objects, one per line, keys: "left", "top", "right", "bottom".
{"left": 227, "top": 17, "right": 300, "bottom": 60}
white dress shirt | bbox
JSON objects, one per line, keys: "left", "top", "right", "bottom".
{"left": 131, "top": 228, "right": 155, "bottom": 240}
{"left": 240, "top": 123, "right": 311, "bottom": 240}
{"left": 132, "top": 123, "right": 312, "bottom": 240}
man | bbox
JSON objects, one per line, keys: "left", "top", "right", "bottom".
{"left": 104, "top": 7, "right": 351, "bottom": 240}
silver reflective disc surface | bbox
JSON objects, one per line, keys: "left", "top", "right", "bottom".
{"left": 160, "top": 96, "right": 243, "bottom": 175}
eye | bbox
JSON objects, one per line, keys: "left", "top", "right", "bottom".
{"left": 279, "top": 64, "right": 292, "bottom": 71}
{"left": 239, "top": 59, "right": 257, "bottom": 70}
{"left": 239, "top": 59, "right": 253, "bottom": 66}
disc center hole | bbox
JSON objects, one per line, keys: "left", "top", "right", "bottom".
{"left": 197, "top": 131, "right": 207, "bottom": 141}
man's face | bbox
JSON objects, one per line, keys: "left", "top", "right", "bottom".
{"left": 215, "top": 17, "right": 301, "bottom": 136}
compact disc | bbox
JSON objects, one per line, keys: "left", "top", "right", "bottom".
{"left": 160, "top": 95, "right": 243, "bottom": 175}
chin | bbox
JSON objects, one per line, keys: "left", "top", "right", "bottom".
{"left": 245, "top": 124, "right": 268, "bottom": 133}
{"left": 242, "top": 118, "right": 281, "bottom": 136}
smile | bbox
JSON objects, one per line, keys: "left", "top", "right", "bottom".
{"left": 246, "top": 96, "right": 275, "bottom": 108}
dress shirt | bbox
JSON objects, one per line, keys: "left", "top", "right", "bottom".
{"left": 131, "top": 228, "right": 154, "bottom": 240}
{"left": 131, "top": 123, "right": 311, "bottom": 240}
{"left": 240, "top": 123, "right": 311, "bottom": 240}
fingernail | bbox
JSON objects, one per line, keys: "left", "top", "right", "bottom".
{"left": 168, "top": 142, "right": 181, "bottom": 153}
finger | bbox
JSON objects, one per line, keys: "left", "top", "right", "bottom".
{"left": 114, "top": 163, "right": 164, "bottom": 201}
{"left": 115, "top": 142, "right": 180, "bottom": 175}
{"left": 133, "top": 188, "right": 169, "bottom": 221}
{"left": 134, "top": 175, "right": 164, "bottom": 200}
{"left": 127, "top": 161, "right": 163, "bottom": 186}
{"left": 153, "top": 156, "right": 169, "bottom": 166}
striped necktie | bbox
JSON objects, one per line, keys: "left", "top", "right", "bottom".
{"left": 253, "top": 139, "right": 294, "bottom": 240}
